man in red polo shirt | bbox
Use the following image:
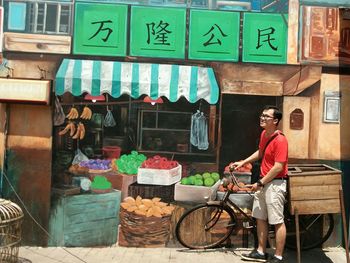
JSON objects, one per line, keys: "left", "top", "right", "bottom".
{"left": 231, "top": 105, "right": 288, "bottom": 263}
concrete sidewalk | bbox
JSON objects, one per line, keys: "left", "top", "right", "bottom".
{"left": 18, "top": 246, "right": 348, "bottom": 263}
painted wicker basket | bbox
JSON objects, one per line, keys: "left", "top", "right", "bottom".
{"left": 118, "top": 207, "right": 171, "bottom": 247}
{"left": 0, "top": 199, "right": 24, "bottom": 263}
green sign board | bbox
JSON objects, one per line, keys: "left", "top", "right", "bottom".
{"left": 73, "top": 2, "right": 127, "bottom": 56}
{"left": 189, "top": 10, "right": 240, "bottom": 61}
{"left": 242, "top": 13, "right": 288, "bottom": 64}
{"left": 130, "top": 6, "right": 186, "bottom": 59}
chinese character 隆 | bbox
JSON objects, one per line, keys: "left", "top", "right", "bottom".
{"left": 146, "top": 20, "right": 172, "bottom": 45}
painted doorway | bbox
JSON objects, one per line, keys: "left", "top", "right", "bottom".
{"left": 219, "top": 94, "right": 281, "bottom": 175}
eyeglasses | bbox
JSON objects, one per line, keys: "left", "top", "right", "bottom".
{"left": 260, "top": 114, "right": 274, "bottom": 120}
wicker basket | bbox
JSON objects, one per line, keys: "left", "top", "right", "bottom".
{"left": 0, "top": 199, "right": 23, "bottom": 263}
{"left": 119, "top": 207, "right": 171, "bottom": 247}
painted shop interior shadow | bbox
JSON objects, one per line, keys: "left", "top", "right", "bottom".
{"left": 219, "top": 94, "right": 281, "bottom": 176}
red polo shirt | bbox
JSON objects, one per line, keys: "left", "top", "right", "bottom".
{"left": 259, "top": 130, "right": 288, "bottom": 179}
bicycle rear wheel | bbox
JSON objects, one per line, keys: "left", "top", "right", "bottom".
{"left": 175, "top": 204, "right": 237, "bottom": 249}
{"left": 285, "top": 213, "right": 334, "bottom": 250}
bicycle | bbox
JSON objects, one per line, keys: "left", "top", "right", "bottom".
{"left": 175, "top": 171, "right": 334, "bottom": 250}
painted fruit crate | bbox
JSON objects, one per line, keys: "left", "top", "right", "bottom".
{"left": 223, "top": 171, "right": 252, "bottom": 184}
{"left": 128, "top": 182, "right": 175, "bottom": 203}
{"left": 216, "top": 191, "right": 254, "bottom": 210}
{"left": 137, "top": 165, "right": 182, "bottom": 185}
{"left": 174, "top": 180, "right": 220, "bottom": 203}
{"left": 48, "top": 190, "right": 121, "bottom": 247}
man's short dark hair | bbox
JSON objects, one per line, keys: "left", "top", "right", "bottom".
{"left": 263, "top": 105, "right": 282, "bottom": 124}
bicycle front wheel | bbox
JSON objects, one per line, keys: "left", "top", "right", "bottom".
{"left": 175, "top": 204, "right": 237, "bottom": 249}
{"left": 285, "top": 213, "right": 334, "bottom": 250}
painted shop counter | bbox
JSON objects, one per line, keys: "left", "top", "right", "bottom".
{"left": 48, "top": 190, "right": 121, "bottom": 247}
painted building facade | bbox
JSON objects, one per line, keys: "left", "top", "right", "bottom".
{"left": 0, "top": 0, "right": 348, "bottom": 248}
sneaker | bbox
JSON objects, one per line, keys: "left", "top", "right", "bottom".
{"left": 268, "top": 256, "right": 284, "bottom": 263}
{"left": 241, "top": 250, "right": 268, "bottom": 262}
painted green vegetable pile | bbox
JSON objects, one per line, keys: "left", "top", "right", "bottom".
{"left": 180, "top": 172, "right": 220, "bottom": 187}
{"left": 91, "top": 176, "right": 112, "bottom": 190}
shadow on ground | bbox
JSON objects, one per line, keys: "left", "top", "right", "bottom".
{"left": 17, "top": 257, "right": 32, "bottom": 263}
{"left": 284, "top": 248, "right": 334, "bottom": 263}
{"left": 175, "top": 247, "right": 336, "bottom": 263}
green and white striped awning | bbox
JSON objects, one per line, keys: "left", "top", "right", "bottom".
{"left": 55, "top": 59, "right": 219, "bottom": 104}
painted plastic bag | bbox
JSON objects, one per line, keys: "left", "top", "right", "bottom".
{"left": 197, "top": 112, "right": 209, "bottom": 150}
{"left": 72, "top": 149, "right": 89, "bottom": 165}
{"left": 53, "top": 96, "right": 65, "bottom": 126}
{"left": 190, "top": 110, "right": 200, "bottom": 146}
{"left": 104, "top": 109, "right": 116, "bottom": 127}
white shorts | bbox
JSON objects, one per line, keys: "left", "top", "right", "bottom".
{"left": 252, "top": 179, "right": 287, "bottom": 225}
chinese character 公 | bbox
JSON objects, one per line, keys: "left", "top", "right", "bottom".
{"left": 202, "top": 24, "right": 228, "bottom": 47}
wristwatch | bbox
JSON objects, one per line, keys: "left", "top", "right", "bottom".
{"left": 257, "top": 179, "right": 264, "bottom": 187}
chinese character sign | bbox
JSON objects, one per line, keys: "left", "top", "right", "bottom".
{"left": 242, "top": 13, "right": 288, "bottom": 64}
{"left": 130, "top": 6, "right": 186, "bottom": 59}
{"left": 73, "top": 2, "right": 127, "bottom": 56}
{"left": 189, "top": 10, "right": 240, "bottom": 61}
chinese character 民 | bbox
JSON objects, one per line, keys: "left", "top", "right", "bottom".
{"left": 146, "top": 20, "right": 172, "bottom": 45}
{"left": 202, "top": 24, "right": 228, "bottom": 47}
{"left": 89, "top": 20, "right": 113, "bottom": 42}
{"left": 256, "top": 27, "right": 278, "bottom": 51}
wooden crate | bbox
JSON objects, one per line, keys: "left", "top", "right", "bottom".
{"left": 128, "top": 182, "right": 175, "bottom": 203}
{"left": 288, "top": 164, "right": 342, "bottom": 215}
{"left": 48, "top": 190, "right": 121, "bottom": 247}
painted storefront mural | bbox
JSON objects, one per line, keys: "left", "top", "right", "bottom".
{"left": 0, "top": 0, "right": 350, "bottom": 251}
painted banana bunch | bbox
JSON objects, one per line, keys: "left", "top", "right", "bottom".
{"left": 72, "top": 122, "right": 86, "bottom": 140}
{"left": 66, "top": 107, "right": 79, "bottom": 120}
{"left": 59, "top": 122, "right": 85, "bottom": 140}
{"left": 80, "top": 106, "right": 93, "bottom": 120}
{"left": 58, "top": 122, "right": 75, "bottom": 136}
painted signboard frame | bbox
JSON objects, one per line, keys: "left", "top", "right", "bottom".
{"left": 129, "top": 6, "right": 186, "bottom": 59}
{"left": 73, "top": 2, "right": 128, "bottom": 56}
{"left": 188, "top": 9, "right": 240, "bottom": 61}
{"left": 242, "top": 12, "right": 288, "bottom": 64}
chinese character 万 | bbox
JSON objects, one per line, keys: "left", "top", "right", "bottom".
{"left": 256, "top": 27, "right": 278, "bottom": 51}
{"left": 88, "top": 20, "right": 113, "bottom": 42}
{"left": 146, "top": 20, "right": 172, "bottom": 45}
{"left": 202, "top": 24, "right": 228, "bottom": 47}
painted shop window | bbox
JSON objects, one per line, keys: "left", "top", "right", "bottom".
{"left": 4, "top": 0, "right": 73, "bottom": 34}
{"left": 323, "top": 91, "right": 341, "bottom": 123}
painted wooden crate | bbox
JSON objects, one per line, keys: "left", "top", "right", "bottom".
{"left": 288, "top": 164, "right": 342, "bottom": 215}
{"left": 49, "top": 190, "right": 121, "bottom": 247}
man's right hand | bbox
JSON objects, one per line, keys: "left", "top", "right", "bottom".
{"left": 229, "top": 161, "right": 245, "bottom": 172}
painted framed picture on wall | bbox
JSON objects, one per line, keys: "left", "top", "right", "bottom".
{"left": 323, "top": 91, "right": 341, "bottom": 123}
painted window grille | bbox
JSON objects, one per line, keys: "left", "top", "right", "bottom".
{"left": 4, "top": 0, "right": 73, "bottom": 34}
